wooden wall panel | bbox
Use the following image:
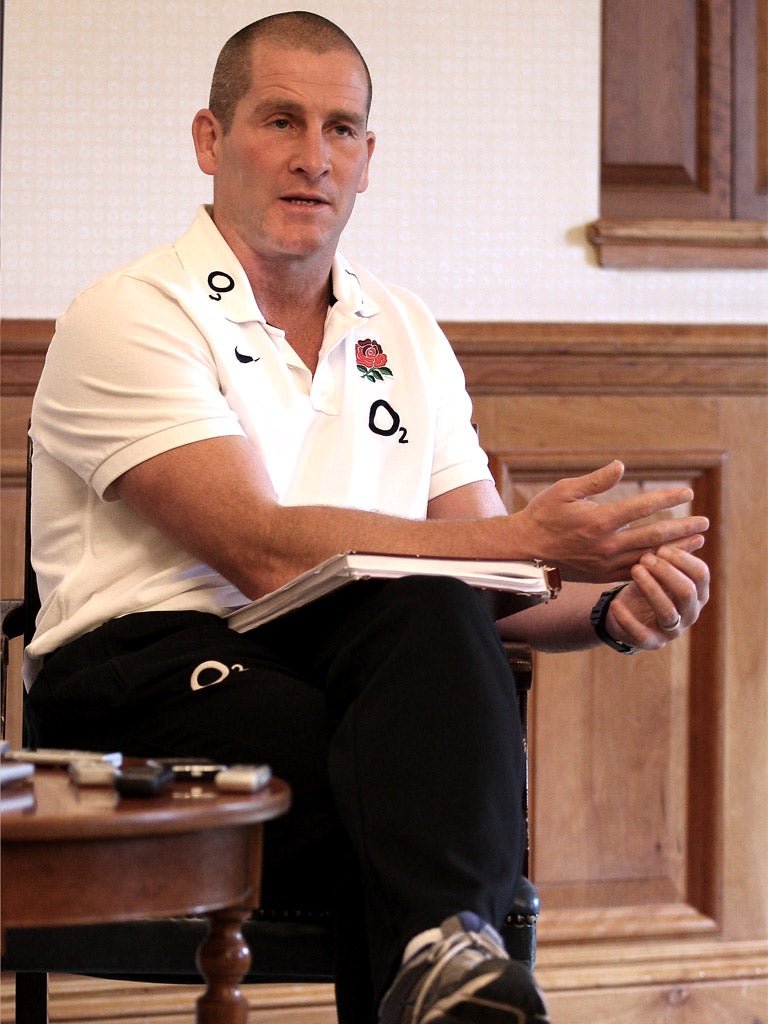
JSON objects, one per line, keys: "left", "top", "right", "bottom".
{"left": 487, "top": 446, "right": 725, "bottom": 945}
{"left": 494, "top": 456, "right": 717, "bottom": 910}
{"left": 0, "top": 975, "right": 339, "bottom": 1024}
{"left": 452, "top": 321, "right": 767, "bottom": 1020}
{"left": 600, "top": 0, "right": 732, "bottom": 220}
{"left": 733, "top": 0, "right": 768, "bottom": 217}
{"left": 2, "top": 319, "right": 767, "bottom": 1023}
{"left": 591, "top": 0, "right": 768, "bottom": 267}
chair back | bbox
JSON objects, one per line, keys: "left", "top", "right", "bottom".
{"left": 23, "top": 431, "right": 42, "bottom": 646}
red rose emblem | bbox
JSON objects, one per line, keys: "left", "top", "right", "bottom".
{"left": 356, "top": 340, "right": 388, "bottom": 369}
{"left": 356, "top": 339, "right": 394, "bottom": 382}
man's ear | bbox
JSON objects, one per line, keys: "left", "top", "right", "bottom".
{"left": 357, "top": 131, "right": 376, "bottom": 195}
{"left": 192, "top": 109, "right": 220, "bottom": 176}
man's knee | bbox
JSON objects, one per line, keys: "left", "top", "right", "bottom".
{"left": 374, "top": 575, "right": 503, "bottom": 656}
{"left": 379, "top": 574, "right": 491, "bottom": 623}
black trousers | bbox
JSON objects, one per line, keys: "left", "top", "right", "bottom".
{"left": 27, "top": 576, "right": 526, "bottom": 1019}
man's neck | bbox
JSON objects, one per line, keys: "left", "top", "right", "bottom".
{"left": 229, "top": 239, "right": 333, "bottom": 326}
{"left": 211, "top": 215, "right": 336, "bottom": 374}
{"left": 255, "top": 271, "right": 332, "bottom": 329}
{"left": 253, "top": 270, "right": 332, "bottom": 376}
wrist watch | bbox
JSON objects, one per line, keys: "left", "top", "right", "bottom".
{"left": 589, "top": 584, "right": 640, "bottom": 654}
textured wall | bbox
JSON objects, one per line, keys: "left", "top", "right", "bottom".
{"left": 2, "top": 0, "right": 764, "bottom": 321}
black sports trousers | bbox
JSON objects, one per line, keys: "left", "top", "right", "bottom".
{"left": 27, "top": 575, "right": 527, "bottom": 1020}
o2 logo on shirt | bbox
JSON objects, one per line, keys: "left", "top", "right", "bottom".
{"left": 208, "top": 271, "right": 235, "bottom": 301}
{"left": 369, "top": 399, "right": 408, "bottom": 443}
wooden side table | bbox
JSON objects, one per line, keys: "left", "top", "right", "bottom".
{"left": 1, "top": 767, "right": 291, "bottom": 1024}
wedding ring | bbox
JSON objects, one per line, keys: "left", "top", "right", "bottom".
{"left": 660, "top": 613, "right": 682, "bottom": 633}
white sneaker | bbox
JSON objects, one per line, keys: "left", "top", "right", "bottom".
{"left": 378, "top": 911, "right": 549, "bottom": 1023}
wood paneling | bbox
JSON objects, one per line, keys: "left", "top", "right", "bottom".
{"left": 442, "top": 321, "right": 767, "bottom": 395}
{"left": 0, "top": 975, "right": 339, "bottom": 1023}
{"left": 455, "top": 319, "right": 768, "bottom": 1020}
{"left": 600, "top": 0, "right": 732, "bottom": 221}
{"left": 733, "top": 0, "right": 768, "bottom": 217}
{"left": 492, "top": 452, "right": 725, "bottom": 939}
{"left": 2, "top": 318, "right": 767, "bottom": 1023}
{"left": 591, "top": 0, "right": 768, "bottom": 267}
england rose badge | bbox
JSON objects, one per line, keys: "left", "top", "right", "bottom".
{"left": 356, "top": 339, "right": 393, "bottom": 383}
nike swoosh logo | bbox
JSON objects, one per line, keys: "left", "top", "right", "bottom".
{"left": 235, "top": 347, "right": 260, "bottom": 364}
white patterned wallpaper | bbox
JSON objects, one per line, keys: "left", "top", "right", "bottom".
{"left": 2, "top": 0, "right": 765, "bottom": 321}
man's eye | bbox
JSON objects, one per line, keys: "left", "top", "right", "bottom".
{"left": 334, "top": 125, "right": 353, "bottom": 137}
{"left": 272, "top": 118, "right": 291, "bottom": 129}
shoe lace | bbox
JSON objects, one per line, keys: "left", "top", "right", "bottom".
{"left": 411, "top": 926, "right": 506, "bottom": 1020}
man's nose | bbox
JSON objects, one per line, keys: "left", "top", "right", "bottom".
{"left": 290, "top": 129, "right": 330, "bottom": 178}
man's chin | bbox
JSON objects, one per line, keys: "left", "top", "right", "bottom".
{"left": 268, "top": 230, "right": 341, "bottom": 263}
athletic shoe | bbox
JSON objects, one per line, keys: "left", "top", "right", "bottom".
{"left": 379, "top": 911, "right": 549, "bottom": 1024}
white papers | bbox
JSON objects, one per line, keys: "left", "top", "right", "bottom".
{"left": 227, "top": 552, "right": 560, "bottom": 632}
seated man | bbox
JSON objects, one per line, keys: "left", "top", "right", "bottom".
{"left": 25, "top": 12, "right": 709, "bottom": 1024}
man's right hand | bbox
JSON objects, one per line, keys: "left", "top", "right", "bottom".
{"left": 513, "top": 460, "right": 709, "bottom": 583}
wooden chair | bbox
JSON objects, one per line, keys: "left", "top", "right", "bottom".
{"left": 0, "top": 438, "right": 539, "bottom": 1023}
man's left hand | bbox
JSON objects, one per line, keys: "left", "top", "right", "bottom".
{"left": 606, "top": 541, "right": 710, "bottom": 651}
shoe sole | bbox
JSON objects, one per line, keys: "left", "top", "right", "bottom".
{"left": 421, "top": 971, "right": 549, "bottom": 1024}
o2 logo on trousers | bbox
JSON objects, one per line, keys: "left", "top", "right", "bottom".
{"left": 190, "top": 660, "right": 247, "bottom": 691}
{"left": 368, "top": 400, "right": 408, "bottom": 443}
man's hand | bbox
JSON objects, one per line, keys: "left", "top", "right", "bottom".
{"left": 515, "top": 461, "right": 709, "bottom": 583}
{"left": 606, "top": 544, "right": 710, "bottom": 650}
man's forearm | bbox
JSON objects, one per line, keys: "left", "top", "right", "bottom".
{"left": 116, "top": 437, "right": 708, "bottom": 601}
{"left": 495, "top": 582, "right": 605, "bottom": 652}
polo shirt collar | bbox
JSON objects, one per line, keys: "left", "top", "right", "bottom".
{"left": 174, "top": 206, "right": 263, "bottom": 324}
{"left": 329, "top": 256, "right": 380, "bottom": 320}
{"left": 176, "top": 206, "right": 380, "bottom": 325}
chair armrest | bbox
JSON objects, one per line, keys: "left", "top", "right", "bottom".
{"left": 503, "top": 641, "right": 532, "bottom": 691}
{"left": 501, "top": 875, "right": 539, "bottom": 970}
{"left": 506, "top": 875, "right": 540, "bottom": 924}
{"left": 2, "top": 599, "right": 25, "bottom": 642}
{"left": 2, "top": 598, "right": 26, "bottom": 739}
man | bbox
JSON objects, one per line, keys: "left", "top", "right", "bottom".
{"left": 27, "top": 13, "right": 709, "bottom": 1024}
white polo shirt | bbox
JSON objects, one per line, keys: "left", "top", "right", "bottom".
{"left": 28, "top": 206, "right": 491, "bottom": 668}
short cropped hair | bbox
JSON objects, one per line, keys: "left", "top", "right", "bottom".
{"left": 209, "top": 11, "right": 373, "bottom": 134}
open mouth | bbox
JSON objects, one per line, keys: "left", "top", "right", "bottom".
{"left": 284, "top": 196, "right": 326, "bottom": 207}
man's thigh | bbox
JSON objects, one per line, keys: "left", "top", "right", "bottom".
{"left": 28, "top": 610, "right": 341, "bottom": 907}
{"left": 28, "top": 610, "right": 331, "bottom": 778}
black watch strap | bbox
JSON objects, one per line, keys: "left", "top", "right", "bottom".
{"left": 589, "top": 584, "right": 640, "bottom": 654}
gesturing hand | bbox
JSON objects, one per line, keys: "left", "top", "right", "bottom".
{"left": 516, "top": 461, "right": 709, "bottom": 583}
{"left": 605, "top": 543, "right": 710, "bottom": 650}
